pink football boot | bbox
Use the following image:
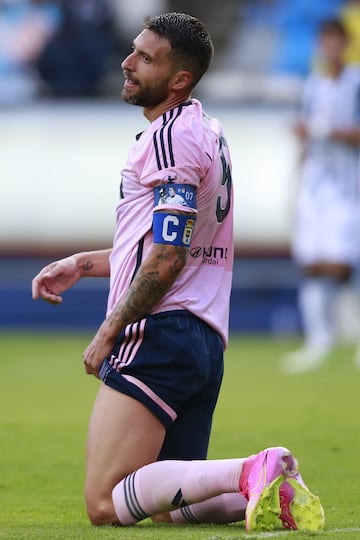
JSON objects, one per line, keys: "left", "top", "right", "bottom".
{"left": 239, "top": 446, "right": 324, "bottom": 531}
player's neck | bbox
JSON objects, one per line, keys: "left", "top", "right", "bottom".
{"left": 143, "top": 93, "right": 192, "bottom": 123}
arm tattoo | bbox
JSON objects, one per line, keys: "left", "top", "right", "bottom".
{"left": 109, "top": 245, "right": 187, "bottom": 328}
{"left": 82, "top": 260, "right": 94, "bottom": 272}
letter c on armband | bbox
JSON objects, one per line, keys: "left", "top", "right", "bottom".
{"left": 162, "top": 215, "right": 179, "bottom": 242}
{"left": 153, "top": 212, "right": 196, "bottom": 247}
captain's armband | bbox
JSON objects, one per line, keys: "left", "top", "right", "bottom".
{"left": 153, "top": 212, "right": 196, "bottom": 247}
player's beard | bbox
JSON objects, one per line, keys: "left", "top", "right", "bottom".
{"left": 122, "top": 77, "right": 170, "bottom": 107}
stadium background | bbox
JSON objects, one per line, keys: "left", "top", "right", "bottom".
{"left": 2, "top": 0, "right": 360, "bottom": 337}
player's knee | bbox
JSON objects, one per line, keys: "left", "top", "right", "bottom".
{"left": 86, "top": 494, "right": 119, "bottom": 526}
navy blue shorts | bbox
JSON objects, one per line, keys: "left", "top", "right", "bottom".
{"left": 99, "top": 310, "right": 224, "bottom": 460}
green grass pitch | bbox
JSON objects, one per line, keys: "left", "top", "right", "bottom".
{"left": 1, "top": 332, "right": 359, "bottom": 540}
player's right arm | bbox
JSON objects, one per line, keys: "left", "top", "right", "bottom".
{"left": 32, "top": 248, "right": 112, "bottom": 305}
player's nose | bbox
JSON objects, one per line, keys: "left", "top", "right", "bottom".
{"left": 121, "top": 52, "right": 135, "bottom": 72}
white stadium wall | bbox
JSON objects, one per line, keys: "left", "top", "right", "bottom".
{"left": 1, "top": 102, "right": 298, "bottom": 254}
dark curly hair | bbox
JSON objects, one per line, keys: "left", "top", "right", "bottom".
{"left": 144, "top": 12, "right": 214, "bottom": 88}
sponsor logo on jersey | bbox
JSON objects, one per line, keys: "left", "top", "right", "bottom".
{"left": 190, "top": 246, "right": 229, "bottom": 265}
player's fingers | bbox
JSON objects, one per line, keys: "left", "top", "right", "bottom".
{"left": 37, "top": 286, "right": 63, "bottom": 304}
{"left": 31, "top": 278, "right": 40, "bottom": 300}
{"left": 82, "top": 347, "right": 101, "bottom": 379}
{"left": 32, "top": 269, "right": 53, "bottom": 299}
{"left": 82, "top": 349, "right": 91, "bottom": 372}
{"left": 45, "top": 294, "right": 63, "bottom": 305}
{"left": 84, "top": 365, "right": 100, "bottom": 379}
{"left": 32, "top": 268, "right": 64, "bottom": 303}
{"left": 83, "top": 358, "right": 100, "bottom": 378}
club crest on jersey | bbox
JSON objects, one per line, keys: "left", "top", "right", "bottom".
{"left": 162, "top": 174, "right": 178, "bottom": 183}
{"left": 182, "top": 218, "right": 195, "bottom": 246}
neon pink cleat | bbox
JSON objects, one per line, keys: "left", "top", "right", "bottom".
{"left": 239, "top": 446, "right": 298, "bottom": 531}
{"left": 239, "top": 447, "right": 325, "bottom": 531}
{"left": 279, "top": 474, "right": 325, "bottom": 531}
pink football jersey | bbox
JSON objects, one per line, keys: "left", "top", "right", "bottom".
{"left": 107, "top": 99, "right": 234, "bottom": 345}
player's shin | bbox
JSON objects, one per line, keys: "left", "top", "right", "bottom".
{"left": 111, "top": 458, "right": 244, "bottom": 525}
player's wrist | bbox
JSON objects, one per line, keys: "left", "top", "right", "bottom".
{"left": 71, "top": 252, "right": 92, "bottom": 277}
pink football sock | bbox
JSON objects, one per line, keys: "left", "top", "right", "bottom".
{"left": 170, "top": 492, "right": 247, "bottom": 524}
{"left": 112, "top": 458, "right": 245, "bottom": 525}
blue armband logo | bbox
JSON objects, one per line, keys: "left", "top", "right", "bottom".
{"left": 153, "top": 212, "right": 196, "bottom": 247}
{"left": 154, "top": 183, "right": 197, "bottom": 210}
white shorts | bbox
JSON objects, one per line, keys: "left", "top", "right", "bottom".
{"left": 292, "top": 201, "right": 360, "bottom": 266}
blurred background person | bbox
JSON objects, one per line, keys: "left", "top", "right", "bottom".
{"left": 283, "top": 18, "right": 360, "bottom": 374}
{"left": 35, "top": 0, "right": 117, "bottom": 97}
{"left": 270, "top": 0, "right": 344, "bottom": 76}
{"left": 0, "top": 0, "right": 61, "bottom": 104}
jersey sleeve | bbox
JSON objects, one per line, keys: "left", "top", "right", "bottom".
{"left": 138, "top": 111, "right": 211, "bottom": 214}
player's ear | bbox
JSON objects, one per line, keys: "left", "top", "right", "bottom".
{"left": 171, "top": 70, "right": 193, "bottom": 91}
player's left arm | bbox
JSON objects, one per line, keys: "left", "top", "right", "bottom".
{"left": 83, "top": 118, "right": 202, "bottom": 377}
{"left": 107, "top": 234, "right": 189, "bottom": 326}
{"left": 83, "top": 209, "right": 196, "bottom": 377}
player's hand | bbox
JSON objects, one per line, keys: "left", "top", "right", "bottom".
{"left": 32, "top": 256, "right": 81, "bottom": 304}
{"left": 82, "top": 323, "right": 117, "bottom": 378}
